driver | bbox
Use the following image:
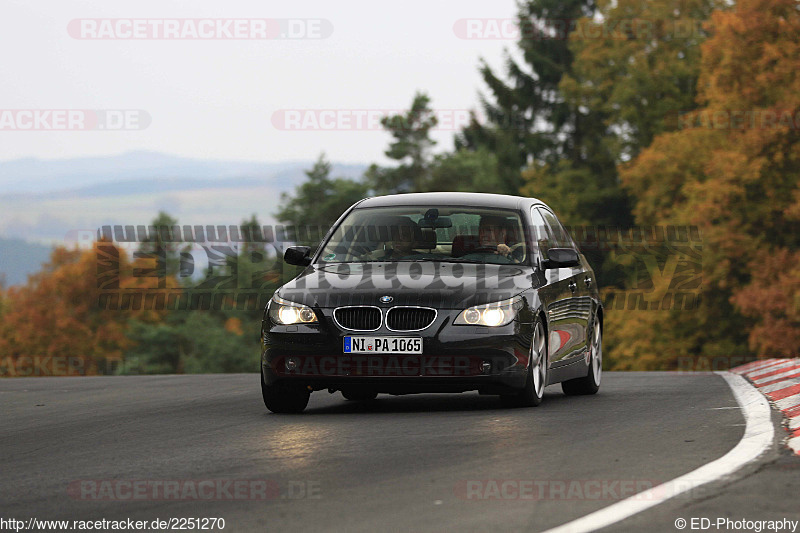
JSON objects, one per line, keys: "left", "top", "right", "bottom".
{"left": 478, "top": 215, "right": 520, "bottom": 261}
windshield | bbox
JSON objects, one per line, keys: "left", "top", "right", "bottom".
{"left": 316, "top": 206, "right": 528, "bottom": 265}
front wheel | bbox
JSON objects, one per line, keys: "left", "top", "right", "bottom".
{"left": 562, "top": 317, "right": 602, "bottom": 396}
{"left": 261, "top": 372, "right": 310, "bottom": 413}
{"left": 500, "top": 318, "right": 547, "bottom": 408}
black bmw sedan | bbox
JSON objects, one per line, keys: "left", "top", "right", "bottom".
{"left": 260, "top": 192, "right": 602, "bottom": 413}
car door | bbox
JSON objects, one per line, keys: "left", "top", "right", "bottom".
{"left": 553, "top": 212, "right": 595, "bottom": 363}
{"left": 536, "top": 207, "right": 590, "bottom": 365}
{"left": 530, "top": 207, "right": 573, "bottom": 365}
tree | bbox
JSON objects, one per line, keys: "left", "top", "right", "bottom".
{"left": 456, "top": 0, "right": 600, "bottom": 195}
{"left": 560, "top": 0, "right": 721, "bottom": 161}
{"left": 0, "top": 244, "right": 141, "bottom": 375}
{"left": 121, "top": 312, "right": 257, "bottom": 374}
{"left": 121, "top": 213, "right": 279, "bottom": 374}
{"left": 137, "top": 211, "right": 184, "bottom": 278}
{"left": 618, "top": 0, "right": 800, "bottom": 359}
{"left": 276, "top": 153, "right": 368, "bottom": 244}
{"left": 426, "top": 147, "right": 503, "bottom": 193}
{"left": 364, "top": 92, "right": 438, "bottom": 194}
{"left": 523, "top": 0, "right": 722, "bottom": 233}
{"left": 731, "top": 249, "right": 800, "bottom": 356}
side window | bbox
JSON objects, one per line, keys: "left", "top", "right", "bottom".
{"left": 537, "top": 208, "right": 575, "bottom": 250}
{"left": 529, "top": 206, "right": 551, "bottom": 259}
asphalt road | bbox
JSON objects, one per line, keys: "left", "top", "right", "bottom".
{"left": 1, "top": 372, "right": 798, "bottom": 532}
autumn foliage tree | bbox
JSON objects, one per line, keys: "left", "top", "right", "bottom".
{"left": 617, "top": 0, "right": 800, "bottom": 362}
{"left": 0, "top": 231, "right": 192, "bottom": 376}
{"left": 0, "top": 244, "right": 135, "bottom": 375}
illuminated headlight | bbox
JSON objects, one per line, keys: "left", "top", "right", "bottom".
{"left": 454, "top": 296, "right": 523, "bottom": 327}
{"left": 269, "top": 294, "right": 318, "bottom": 325}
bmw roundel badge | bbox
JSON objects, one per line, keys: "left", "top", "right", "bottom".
{"left": 380, "top": 295, "right": 393, "bottom": 303}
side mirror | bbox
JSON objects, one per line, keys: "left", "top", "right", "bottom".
{"left": 543, "top": 248, "right": 580, "bottom": 269}
{"left": 284, "top": 246, "right": 312, "bottom": 267}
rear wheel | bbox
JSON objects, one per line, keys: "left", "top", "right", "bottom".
{"left": 562, "top": 317, "right": 602, "bottom": 396}
{"left": 341, "top": 390, "right": 378, "bottom": 402}
{"left": 501, "top": 318, "right": 547, "bottom": 408}
{"left": 261, "top": 371, "right": 310, "bottom": 413}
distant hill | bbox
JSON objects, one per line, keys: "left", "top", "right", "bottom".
{"left": 0, "top": 151, "right": 369, "bottom": 285}
{"left": 0, "top": 151, "right": 347, "bottom": 194}
{"left": 0, "top": 237, "right": 53, "bottom": 287}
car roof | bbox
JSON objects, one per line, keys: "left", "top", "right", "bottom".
{"left": 356, "top": 192, "right": 545, "bottom": 210}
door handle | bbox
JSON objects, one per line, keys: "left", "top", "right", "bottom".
{"left": 584, "top": 276, "right": 592, "bottom": 288}
{"left": 568, "top": 281, "right": 577, "bottom": 292}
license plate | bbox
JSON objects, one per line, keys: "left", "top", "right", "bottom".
{"left": 343, "top": 337, "right": 422, "bottom": 354}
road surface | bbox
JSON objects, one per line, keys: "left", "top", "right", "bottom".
{"left": 1, "top": 372, "right": 798, "bottom": 532}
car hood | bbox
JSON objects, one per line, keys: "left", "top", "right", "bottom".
{"left": 277, "top": 262, "right": 534, "bottom": 309}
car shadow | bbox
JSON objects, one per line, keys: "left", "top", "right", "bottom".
{"left": 300, "top": 389, "right": 570, "bottom": 415}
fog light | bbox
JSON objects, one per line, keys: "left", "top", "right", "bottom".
{"left": 480, "top": 361, "right": 491, "bottom": 374}
{"left": 285, "top": 357, "right": 298, "bottom": 371}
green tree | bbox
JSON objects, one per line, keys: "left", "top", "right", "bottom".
{"left": 364, "top": 92, "right": 438, "bottom": 194}
{"left": 121, "top": 312, "right": 257, "bottom": 374}
{"left": 560, "top": 0, "right": 721, "bottom": 162}
{"left": 137, "top": 211, "right": 184, "bottom": 278}
{"left": 426, "top": 147, "right": 503, "bottom": 194}
{"left": 276, "top": 153, "right": 368, "bottom": 244}
{"left": 120, "top": 212, "right": 276, "bottom": 375}
{"left": 456, "top": 0, "right": 600, "bottom": 195}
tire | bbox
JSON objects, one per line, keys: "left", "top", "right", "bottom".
{"left": 261, "top": 371, "right": 310, "bottom": 413}
{"left": 500, "top": 318, "right": 547, "bottom": 408}
{"left": 341, "top": 390, "right": 379, "bottom": 402}
{"left": 562, "top": 316, "right": 602, "bottom": 396}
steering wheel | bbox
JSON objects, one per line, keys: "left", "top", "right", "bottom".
{"left": 470, "top": 243, "right": 524, "bottom": 255}
{"left": 468, "top": 246, "right": 500, "bottom": 254}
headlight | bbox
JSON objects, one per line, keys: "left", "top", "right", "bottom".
{"left": 269, "top": 294, "right": 318, "bottom": 325}
{"left": 454, "top": 296, "right": 523, "bottom": 327}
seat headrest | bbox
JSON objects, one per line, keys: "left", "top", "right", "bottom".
{"left": 416, "top": 228, "right": 436, "bottom": 249}
{"left": 451, "top": 234, "right": 480, "bottom": 257}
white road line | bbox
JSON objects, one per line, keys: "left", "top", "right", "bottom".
{"left": 775, "top": 393, "right": 800, "bottom": 411}
{"left": 753, "top": 368, "right": 800, "bottom": 386}
{"left": 746, "top": 361, "right": 798, "bottom": 378}
{"left": 540, "top": 372, "right": 773, "bottom": 533}
{"left": 789, "top": 418, "right": 800, "bottom": 431}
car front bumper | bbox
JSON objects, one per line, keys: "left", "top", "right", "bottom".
{"left": 261, "top": 309, "right": 533, "bottom": 395}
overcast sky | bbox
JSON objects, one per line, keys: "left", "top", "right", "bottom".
{"left": 0, "top": 0, "right": 519, "bottom": 164}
